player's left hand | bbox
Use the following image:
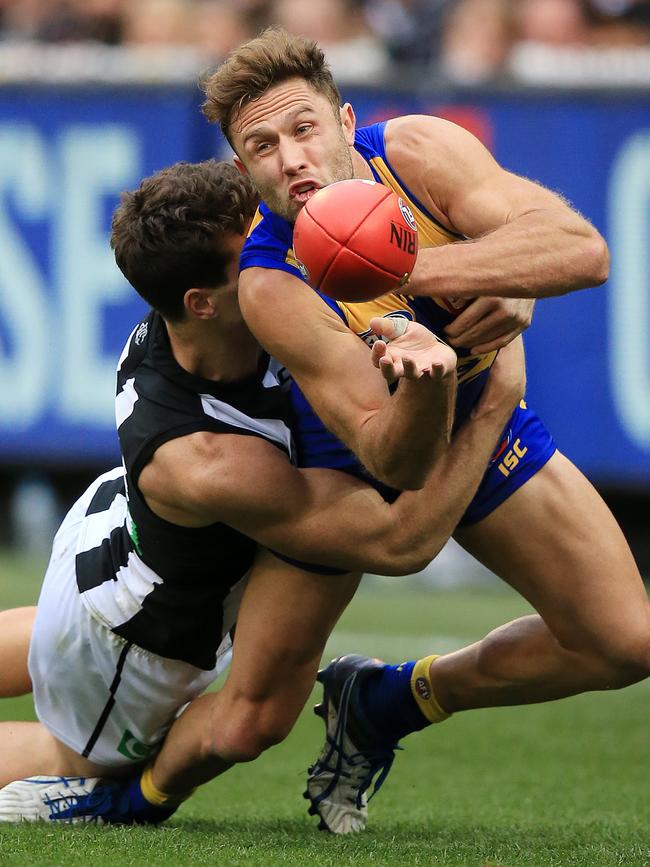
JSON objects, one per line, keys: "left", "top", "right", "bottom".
{"left": 443, "top": 297, "right": 535, "bottom": 355}
{"left": 370, "top": 317, "right": 457, "bottom": 384}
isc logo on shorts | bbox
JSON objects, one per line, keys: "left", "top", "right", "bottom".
{"left": 497, "top": 438, "right": 528, "bottom": 478}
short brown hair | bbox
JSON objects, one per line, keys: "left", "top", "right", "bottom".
{"left": 202, "top": 27, "right": 341, "bottom": 146}
{"left": 111, "top": 160, "right": 258, "bottom": 321}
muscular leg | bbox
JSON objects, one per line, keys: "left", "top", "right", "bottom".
{"left": 0, "top": 607, "right": 35, "bottom": 697}
{"left": 0, "top": 554, "right": 359, "bottom": 798}
{"left": 432, "top": 451, "right": 650, "bottom": 711}
{"left": 150, "top": 549, "right": 361, "bottom": 794}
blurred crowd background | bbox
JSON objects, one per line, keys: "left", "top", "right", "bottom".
{"left": 0, "top": 0, "right": 649, "bottom": 84}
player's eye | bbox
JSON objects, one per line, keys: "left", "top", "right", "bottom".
{"left": 256, "top": 141, "right": 272, "bottom": 154}
{"left": 296, "top": 123, "right": 312, "bottom": 136}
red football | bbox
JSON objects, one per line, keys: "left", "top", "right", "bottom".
{"left": 292, "top": 179, "right": 419, "bottom": 303}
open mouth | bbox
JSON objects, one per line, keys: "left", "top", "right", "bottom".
{"left": 290, "top": 183, "right": 320, "bottom": 204}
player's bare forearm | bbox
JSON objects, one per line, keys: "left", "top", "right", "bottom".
{"left": 408, "top": 210, "right": 609, "bottom": 300}
{"left": 353, "top": 320, "right": 457, "bottom": 489}
{"left": 359, "top": 373, "right": 454, "bottom": 489}
{"left": 383, "top": 338, "right": 526, "bottom": 572}
{"left": 240, "top": 268, "right": 458, "bottom": 490}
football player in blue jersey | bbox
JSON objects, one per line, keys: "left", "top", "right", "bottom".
{"left": 197, "top": 29, "right": 649, "bottom": 833}
{"left": 0, "top": 159, "right": 526, "bottom": 824}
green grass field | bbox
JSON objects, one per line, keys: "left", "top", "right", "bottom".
{"left": 1, "top": 550, "right": 649, "bottom": 866}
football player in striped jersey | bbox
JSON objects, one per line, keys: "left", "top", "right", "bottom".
{"left": 0, "top": 159, "right": 525, "bottom": 824}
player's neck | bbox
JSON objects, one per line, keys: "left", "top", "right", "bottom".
{"left": 166, "top": 318, "right": 262, "bottom": 383}
{"left": 352, "top": 151, "right": 375, "bottom": 182}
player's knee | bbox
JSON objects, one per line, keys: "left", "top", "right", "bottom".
{"left": 557, "top": 629, "right": 650, "bottom": 689}
{"left": 205, "top": 699, "right": 296, "bottom": 764}
{"left": 590, "top": 635, "right": 650, "bottom": 688}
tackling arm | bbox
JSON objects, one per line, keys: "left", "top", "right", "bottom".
{"left": 388, "top": 116, "right": 609, "bottom": 300}
{"left": 138, "top": 338, "right": 523, "bottom": 576}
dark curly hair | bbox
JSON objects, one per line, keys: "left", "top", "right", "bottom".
{"left": 111, "top": 160, "right": 259, "bottom": 321}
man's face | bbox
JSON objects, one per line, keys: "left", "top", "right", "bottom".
{"left": 231, "top": 77, "right": 355, "bottom": 223}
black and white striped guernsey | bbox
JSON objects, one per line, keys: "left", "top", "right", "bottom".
{"left": 75, "top": 310, "right": 294, "bottom": 670}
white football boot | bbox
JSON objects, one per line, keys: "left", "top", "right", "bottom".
{"left": 305, "top": 655, "right": 399, "bottom": 834}
{"left": 0, "top": 776, "right": 106, "bottom": 823}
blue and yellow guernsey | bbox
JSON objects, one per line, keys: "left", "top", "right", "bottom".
{"left": 240, "top": 122, "right": 495, "bottom": 475}
{"left": 240, "top": 121, "right": 556, "bottom": 523}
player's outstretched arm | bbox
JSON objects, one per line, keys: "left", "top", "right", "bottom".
{"left": 239, "top": 266, "right": 456, "bottom": 490}
{"left": 388, "top": 115, "right": 609, "bottom": 300}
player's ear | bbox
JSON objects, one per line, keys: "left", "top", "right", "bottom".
{"left": 185, "top": 287, "right": 218, "bottom": 320}
{"left": 233, "top": 156, "right": 248, "bottom": 176}
{"left": 340, "top": 103, "right": 356, "bottom": 146}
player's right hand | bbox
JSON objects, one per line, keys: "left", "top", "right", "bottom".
{"left": 370, "top": 317, "right": 457, "bottom": 384}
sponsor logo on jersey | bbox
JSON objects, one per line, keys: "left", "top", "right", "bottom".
{"left": 126, "top": 507, "right": 143, "bottom": 556}
{"left": 414, "top": 676, "right": 431, "bottom": 701}
{"left": 117, "top": 728, "right": 158, "bottom": 761}
{"left": 134, "top": 321, "right": 149, "bottom": 345}
{"left": 398, "top": 197, "right": 418, "bottom": 232}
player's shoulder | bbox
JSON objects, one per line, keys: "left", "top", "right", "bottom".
{"left": 244, "top": 201, "right": 293, "bottom": 247}
{"left": 138, "top": 429, "right": 226, "bottom": 520}
{"left": 240, "top": 200, "right": 302, "bottom": 280}
{"left": 384, "top": 115, "right": 490, "bottom": 208}
{"left": 143, "top": 425, "right": 283, "bottom": 518}
{"left": 117, "top": 309, "right": 156, "bottom": 378}
{"left": 117, "top": 310, "right": 190, "bottom": 409}
{"left": 384, "top": 115, "right": 468, "bottom": 160}
{"left": 152, "top": 428, "right": 232, "bottom": 473}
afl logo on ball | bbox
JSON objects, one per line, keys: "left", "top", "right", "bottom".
{"left": 398, "top": 198, "right": 417, "bottom": 232}
{"left": 414, "top": 676, "right": 431, "bottom": 701}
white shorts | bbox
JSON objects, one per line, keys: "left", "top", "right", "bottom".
{"left": 28, "top": 482, "right": 238, "bottom": 768}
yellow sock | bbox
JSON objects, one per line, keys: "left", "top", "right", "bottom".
{"left": 410, "top": 655, "right": 451, "bottom": 724}
{"left": 139, "top": 764, "right": 195, "bottom": 807}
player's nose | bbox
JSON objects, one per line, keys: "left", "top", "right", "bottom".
{"left": 280, "top": 138, "right": 307, "bottom": 175}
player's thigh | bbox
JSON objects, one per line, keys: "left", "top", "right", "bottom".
{"left": 226, "top": 548, "right": 361, "bottom": 704}
{"left": 0, "top": 721, "right": 139, "bottom": 787}
{"left": 0, "top": 606, "right": 35, "bottom": 697}
{"left": 455, "top": 450, "right": 649, "bottom": 654}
